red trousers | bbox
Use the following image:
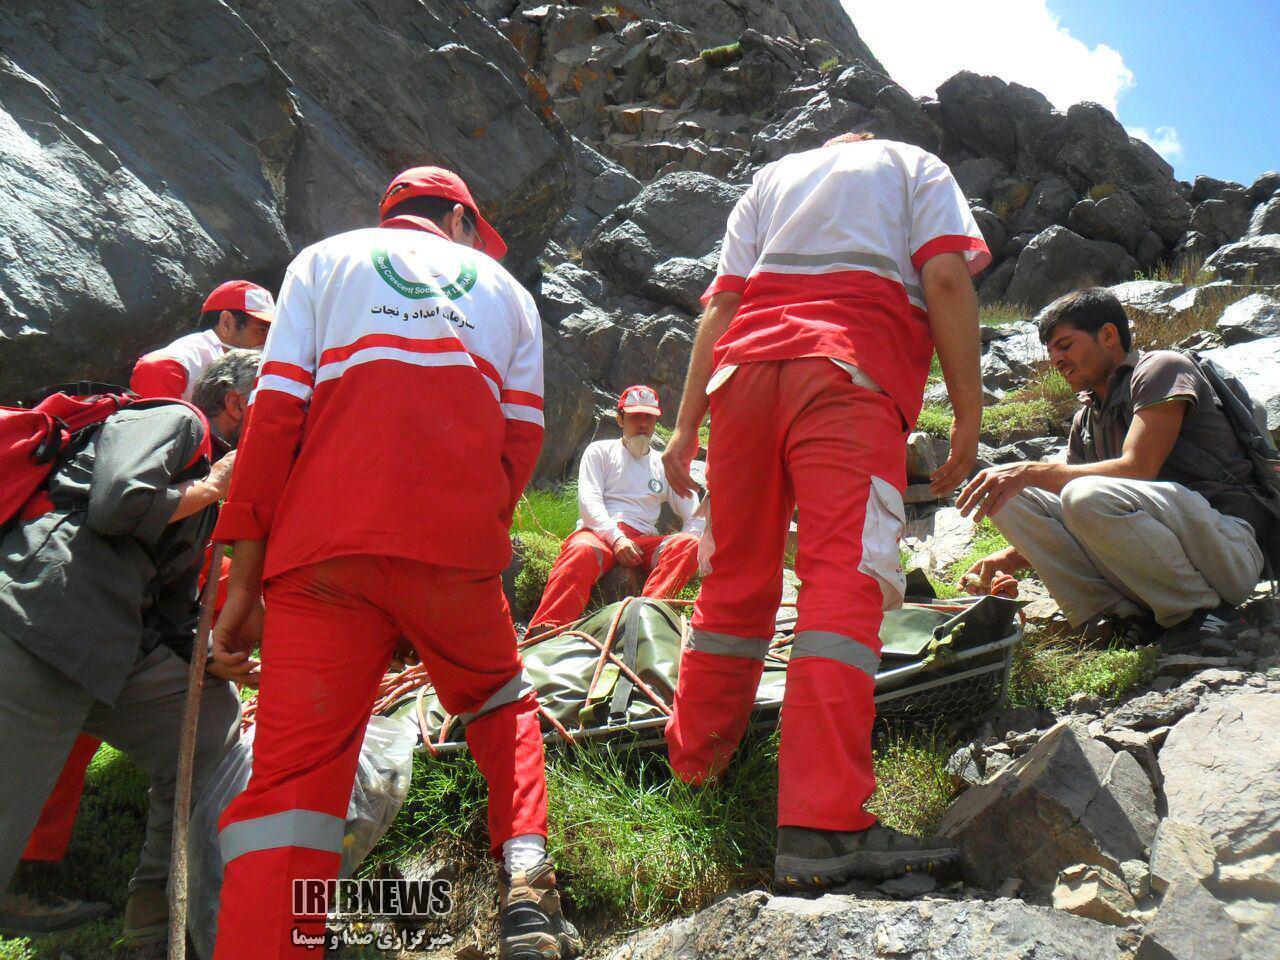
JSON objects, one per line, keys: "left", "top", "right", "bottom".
{"left": 529, "top": 523, "right": 700, "bottom": 628}
{"left": 665, "top": 359, "right": 907, "bottom": 831}
{"left": 214, "top": 556, "right": 546, "bottom": 960}
{"left": 20, "top": 735, "right": 99, "bottom": 861}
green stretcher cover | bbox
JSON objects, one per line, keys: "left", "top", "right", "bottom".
{"left": 388, "top": 595, "right": 1020, "bottom": 748}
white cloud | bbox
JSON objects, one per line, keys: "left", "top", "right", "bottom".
{"left": 841, "top": 0, "right": 1182, "bottom": 164}
{"left": 1129, "top": 125, "right": 1184, "bottom": 162}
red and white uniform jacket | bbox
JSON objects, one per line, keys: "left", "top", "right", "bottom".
{"left": 704, "top": 139, "right": 990, "bottom": 425}
{"left": 213, "top": 217, "right": 544, "bottom": 578}
{"left": 577, "top": 439, "right": 704, "bottom": 546}
{"left": 130, "top": 329, "right": 226, "bottom": 401}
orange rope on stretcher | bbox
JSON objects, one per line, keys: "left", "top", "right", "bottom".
{"left": 237, "top": 597, "right": 804, "bottom": 739}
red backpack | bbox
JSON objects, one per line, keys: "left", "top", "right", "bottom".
{"left": 0, "top": 382, "right": 210, "bottom": 529}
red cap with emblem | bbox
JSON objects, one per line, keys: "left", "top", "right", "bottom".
{"left": 202, "top": 280, "right": 275, "bottom": 323}
{"left": 379, "top": 166, "right": 508, "bottom": 260}
{"left": 618, "top": 385, "right": 661, "bottom": 416}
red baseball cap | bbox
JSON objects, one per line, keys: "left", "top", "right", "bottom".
{"left": 618, "top": 385, "right": 661, "bottom": 416}
{"left": 202, "top": 280, "right": 275, "bottom": 323}
{"left": 379, "top": 166, "right": 508, "bottom": 260}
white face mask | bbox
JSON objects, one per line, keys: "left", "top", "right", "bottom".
{"left": 622, "top": 433, "right": 651, "bottom": 458}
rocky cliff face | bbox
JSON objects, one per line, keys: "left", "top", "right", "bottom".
{"left": 0, "top": 0, "right": 571, "bottom": 400}
{"left": 1, "top": 0, "right": 1277, "bottom": 480}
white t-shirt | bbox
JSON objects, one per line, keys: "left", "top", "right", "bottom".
{"left": 577, "top": 439, "right": 704, "bottom": 546}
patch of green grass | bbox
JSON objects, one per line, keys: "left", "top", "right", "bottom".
{"left": 0, "top": 920, "right": 123, "bottom": 960}
{"left": 513, "top": 531, "right": 563, "bottom": 618}
{"left": 868, "top": 733, "right": 962, "bottom": 835}
{"left": 979, "top": 302, "right": 1029, "bottom": 327}
{"left": 917, "top": 366, "right": 1077, "bottom": 444}
{"left": 1138, "top": 254, "right": 1212, "bottom": 288}
{"left": 513, "top": 483, "right": 580, "bottom": 541}
{"left": 699, "top": 41, "right": 742, "bottom": 66}
{"left": 818, "top": 55, "right": 840, "bottom": 72}
{"left": 365, "top": 728, "right": 960, "bottom": 934}
{"left": 981, "top": 397, "right": 1059, "bottom": 443}
{"left": 914, "top": 403, "right": 952, "bottom": 439}
{"left": 1010, "top": 633, "right": 1158, "bottom": 710}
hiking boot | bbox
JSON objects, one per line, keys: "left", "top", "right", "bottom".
{"left": 498, "top": 860, "right": 581, "bottom": 960}
{"left": 0, "top": 891, "right": 110, "bottom": 936}
{"left": 774, "top": 824, "right": 960, "bottom": 891}
{"left": 1159, "top": 603, "right": 1246, "bottom": 654}
{"left": 122, "top": 883, "right": 168, "bottom": 947}
{"left": 1080, "top": 613, "right": 1161, "bottom": 647}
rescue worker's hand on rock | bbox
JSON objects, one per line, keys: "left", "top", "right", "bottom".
{"left": 613, "top": 536, "right": 643, "bottom": 567}
{"left": 662, "top": 426, "right": 700, "bottom": 500}
{"left": 929, "top": 417, "right": 979, "bottom": 496}
{"left": 957, "top": 461, "right": 1042, "bottom": 522}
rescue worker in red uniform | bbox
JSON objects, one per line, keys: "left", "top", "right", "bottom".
{"left": 209, "top": 167, "right": 579, "bottom": 959}
{"left": 528, "top": 385, "right": 703, "bottom": 632}
{"left": 661, "top": 133, "right": 989, "bottom": 889}
{"left": 130, "top": 280, "right": 274, "bottom": 401}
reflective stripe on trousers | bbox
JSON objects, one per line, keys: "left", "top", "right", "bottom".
{"left": 220, "top": 809, "right": 346, "bottom": 865}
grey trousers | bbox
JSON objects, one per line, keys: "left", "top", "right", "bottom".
{"left": 0, "top": 633, "right": 240, "bottom": 897}
{"left": 992, "top": 476, "right": 1265, "bottom": 628}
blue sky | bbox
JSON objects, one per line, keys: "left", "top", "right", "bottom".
{"left": 843, "top": 0, "right": 1279, "bottom": 186}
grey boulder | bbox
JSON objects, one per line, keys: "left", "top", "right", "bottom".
{"left": 1135, "top": 879, "right": 1240, "bottom": 960}
{"left": 1068, "top": 191, "right": 1150, "bottom": 253}
{"left": 605, "top": 889, "right": 1126, "bottom": 960}
{"left": 1204, "top": 234, "right": 1280, "bottom": 284}
{"left": 1246, "top": 195, "right": 1280, "bottom": 238}
{"left": 1010, "top": 177, "right": 1079, "bottom": 237}
{"left": 1107, "top": 279, "right": 1187, "bottom": 317}
{"left": 585, "top": 171, "right": 745, "bottom": 314}
{"left": 938, "top": 721, "right": 1158, "bottom": 897}
{"left": 1006, "top": 226, "right": 1138, "bottom": 311}
{"left": 1187, "top": 192, "right": 1253, "bottom": 249}
{"left": 1049, "top": 103, "right": 1191, "bottom": 243}
{"left": 1215, "top": 293, "right": 1280, "bottom": 344}
{"left": 1159, "top": 691, "right": 1280, "bottom": 923}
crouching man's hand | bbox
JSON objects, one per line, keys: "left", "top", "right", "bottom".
{"left": 613, "top": 536, "right": 643, "bottom": 567}
{"left": 956, "top": 461, "right": 1043, "bottom": 523}
{"left": 961, "top": 546, "right": 1027, "bottom": 598}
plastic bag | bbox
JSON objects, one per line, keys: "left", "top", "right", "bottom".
{"left": 187, "top": 714, "right": 417, "bottom": 959}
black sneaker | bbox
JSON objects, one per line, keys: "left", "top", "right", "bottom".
{"left": 774, "top": 824, "right": 960, "bottom": 891}
{"left": 1159, "top": 603, "right": 1246, "bottom": 654}
{"left": 1081, "top": 613, "right": 1161, "bottom": 647}
{"left": 498, "top": 860, "right": 581, "bottom": 959}
{"left": 0, "top": 892, "right": 110, "bottom": 936}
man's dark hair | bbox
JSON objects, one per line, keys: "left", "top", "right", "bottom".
{"left": 199, "top": 308, "right": 253, "bottom": 331}
{"left": 383, "top": 194, "right": 476, "bottom": 233}
{"left": 1037, "top": 287, "right": 1132, "bottom": 352}
{"left": 192, "top": 348, "right": 261, "bottom": 417}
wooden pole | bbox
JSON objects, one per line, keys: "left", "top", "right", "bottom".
{"left": 167, "top": 543, "right": 227, "bottom": 960}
